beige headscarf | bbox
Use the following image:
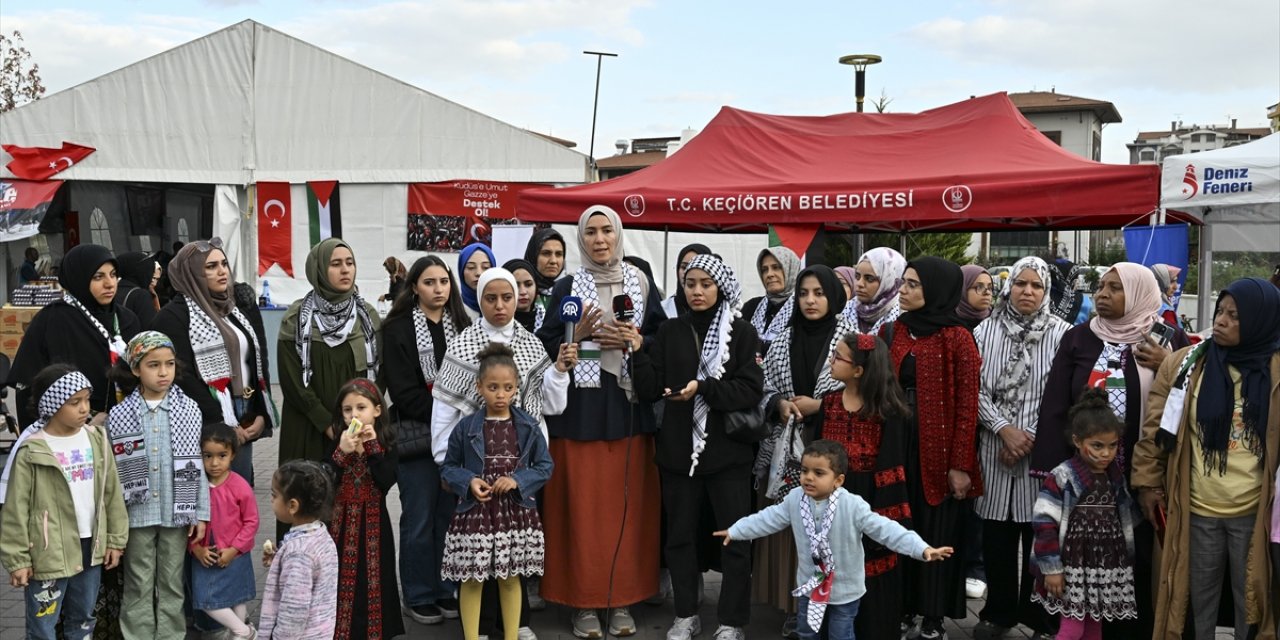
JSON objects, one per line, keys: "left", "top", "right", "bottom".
{"left": 167, "top": 241, "right": 245, "bottom": 394}
{"left": 576, "top": 205, "right": 647, "bottom": 388}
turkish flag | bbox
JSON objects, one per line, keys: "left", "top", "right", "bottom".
{"left": 2, "top": 142, "right": 96, "bottom": 181}
{"left": 257, "top": 182, "right": 293, "bottom": 276}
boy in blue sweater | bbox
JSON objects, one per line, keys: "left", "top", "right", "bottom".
{"left": 717, "top": 440, "right": 953, "bottom": 640}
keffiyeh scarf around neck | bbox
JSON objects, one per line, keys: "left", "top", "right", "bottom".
{"left": 432, "top": 320, "right": 553, "bottom": 422}
{"left": 751, "top": 297, "right": 795, "bottom": 345}
{"left": 571, "top": 264, "right": 645, "bottom": 391}
{"left": 108, "top": 386, "right": 204, "bottom": 526}
{"left": 795, "top": 490, "right": 841, "bottom": 632}
{"left": 0, "top": 371, "right": 93, "bottom": 503}
{"left": 295, "top": 290, "right": 378, "bottom": 387}
{"left": 63, "top": 292, "right": 127, "bottom": 362}
{"left": 685, "top": 255, "right": 743, "bottom": 476}
{"left": 412, "top": 305, "right": 458, "bottom": 382}
{"left": 187, "top": 299, "right": 266, "bottom": 426}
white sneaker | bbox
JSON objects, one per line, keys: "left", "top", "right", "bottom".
{"left": 573, "top": 609, "right": 604, "bottom": 639}
{"left": 609, "top": 607, "right": 637, "bottom": 637}
{"left": 713, "top": 626, "right": 744, "bottom": 640}
{"left": 666, "top": 615, "right": 702, "bottom": 640}
{"left": 965, "top": 577, "right": 987, "bottom": 599}
{"left": 518, "top": 627, "right": 538, "bottom": 640}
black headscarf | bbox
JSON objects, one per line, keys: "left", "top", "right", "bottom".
{"left": 897, "top": 257, "right": 964, "bottom": 338}
{"left": 1049, "top": 258, "right": 1084, "bottom": 323}
{"left": 523, "top": 228, "right": 567, "bottom": 293}
{"left": 791, "top": 265, "right": 847, "bottom": 396}
{"left": 60, "top": 244, "right": 119, "bottom": 323}
{"left": 1196, "top": 277, "right": 1280, "bottom": 474}
{"left": 672, "top": 243, "right": 713, "bottom": 316}
{"left": 115, "top": 251, "right": 157, "bottom": 289}
{"left": 502, "top": 258, "right": 540, "bottom": 332}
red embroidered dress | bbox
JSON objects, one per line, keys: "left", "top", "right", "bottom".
{"left": 330, "top": 438, "right": 405, "bottom": 640}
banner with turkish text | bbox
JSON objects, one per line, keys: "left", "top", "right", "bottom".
{"left": 406, "top": 181, "right": 545, "bottom": 251}
{"left": 307, "top": 181, "right": 342, "bottom": 245}
{"left": 3, "top": 142, "right": 95, "bottom": 181}
{"left": 0, "top": 179, "right": 63, "bottom": 243}
{"left": 257, "top": 182, "right": 293, "bottom": 276}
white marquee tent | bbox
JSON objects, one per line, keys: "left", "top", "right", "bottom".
{"left": 1160, "top": 134, "right": 1279, "bottom": 322}
{"left": 0, "top": 19, "right": 590, "bottom": 302}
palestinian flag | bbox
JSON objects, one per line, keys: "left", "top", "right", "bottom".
{"left": 0, "top": 179, "right": 63, "bottom": 242}
{"left": 307, "top": 181, "right": 342, "bottom": 245}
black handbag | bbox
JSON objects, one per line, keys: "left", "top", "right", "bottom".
{"left": 393, "top": 408, "right": 433, "bottom": 460}
{"left": 687, "top": 325, "right": 768, "bottom": 443}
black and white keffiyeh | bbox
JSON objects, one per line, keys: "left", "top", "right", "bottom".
{"left": 0, "top": 372, "right": 94, "bottom": 503}
{"left": 990, "top": 257, "right": 1058, "bottom": 410}
{"left": 533, "top": 302, "right": 547, "bottom": 332}
{"left": 108, "top": 386, "right": 204, "bottom": 525}
{"left": 750, "top": 297, "right": 795, "bottom": 345}
{"left": 63, "top": 292, "right": 127, "bottom": 360}
{"left": 187, "top": 299, "right": 267, "bottom": 425}
{"left": 686, "top": 255, "right": 743, "bottom": 476}
{"left": 794, "top": 489, "right": 840, "bottom": 631}
{"left": 413, "top": 305, "right": 458, "bottom": 382}
{"left": 433, "top": 320, "right": 553, "bottom": 422}
{"left": 570, "top": 264, "right": 645, "bottom": 389}
{"left": 295, "top": 290, "right": 379, "bottom": 387}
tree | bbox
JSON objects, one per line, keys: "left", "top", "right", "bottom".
{"left": 826, "top": 231, "right": 974, "bottom": 266}
{"left": 1, "top": 30, "right": 45, "bottom": 113}
{"left": 872, "top": 88, "right": 893, "bottom": 113}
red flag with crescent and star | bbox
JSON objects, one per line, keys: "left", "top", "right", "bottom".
{"left": 257, "top": 181, "right": 293, "bottom": 276}
{"left": 3, "top": 142, "right": 96, "bottom": 181}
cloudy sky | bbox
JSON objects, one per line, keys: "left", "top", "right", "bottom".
{"left": 2, "top": 0, "right": 1276, "bottom": 163}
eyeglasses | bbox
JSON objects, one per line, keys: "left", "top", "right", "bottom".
{"left": 193, "top": 237, "right": 224, "bottom": 252}
{"left": 831, "top": 352, "right": 854, "bottom": 365}
{"left": 969, "top": 284, "right": 995, "bottom": 295}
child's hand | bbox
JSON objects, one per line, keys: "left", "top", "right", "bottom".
{"left": 188, "top": 521, "right": 207, "bottom": 545}
{"left": 262, "top": 540, "right": 276, "bottom": 568}
{"left": 713, "top": 530, "right": 732, "bottom": 546}
{"left": 491, "top": 476, "right": 518, "bottom": 495}
{"left": 470, "top": 477, "right": 493, "bottom": 502}
{"left": 9, "top": 567, "right": 32, "bottom": 588}
{"left": 217, "top": 547, "right": 240, "bottom": 568}
{"left": 338, "top": 427, "right": 360, "bottom": 454}
{"left": 922, "top": 546, "right": 954, "bottom": 562}
{"left": 104, "top": 548, "right": 123, "bottom": 570}
{"left": 193, "top": 544, "right": 219, "bottom": 568}
{"left": 1044, "top": 573, "right": 1065, "bottom": 600}
{"left": 358, "top": 423, "right": 377, "bottom": 443}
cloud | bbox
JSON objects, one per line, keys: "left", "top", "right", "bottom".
{"left": 905, "top": 0, "right": 1279, "bottom": 92}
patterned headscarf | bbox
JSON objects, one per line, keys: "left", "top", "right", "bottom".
{"left": 685, "top": 254, "right": 743, "bottom": 476}
{"left": 758, "top": 247, "right": 802, "bottom": 305}
{"left": 854, "top": 247, "right": 907, "bottom": 333}
{"left": 990, "top": 257, "right": 1057, "bottom": 408}
{"left": 126, "top": 331, "right": 176, "bottom": 370}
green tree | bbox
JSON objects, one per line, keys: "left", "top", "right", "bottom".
{"left": 0, "top": 30, "right": 45, "bottom": 113}
{"left": 826, "top": 231, "right": 974, "bottom": 265}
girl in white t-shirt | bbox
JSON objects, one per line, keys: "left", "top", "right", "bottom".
{"left": 0, "top": 364, "right": 129, "bottom": 639}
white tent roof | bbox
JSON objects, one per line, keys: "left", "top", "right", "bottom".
{"left": 0, "top": 20, "right": 589, "bottom": 185}
{"left": 1161, "top": 133, "right": 1279, "bottom": 223}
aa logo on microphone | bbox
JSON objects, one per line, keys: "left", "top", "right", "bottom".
{"left": 562, "top": 300, "right": 580, "bottom": 316}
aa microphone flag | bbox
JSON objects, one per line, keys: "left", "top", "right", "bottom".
{"left": 307, "top": 181, "right": 342, "bottom": 245}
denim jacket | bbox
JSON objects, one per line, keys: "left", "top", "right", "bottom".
{"left": 441, "top": 406, "right": 553, "bottom": 513}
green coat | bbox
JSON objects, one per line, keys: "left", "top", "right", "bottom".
{"left": 0, "top": 425, "right": 129, "bottom": 580}
{"left": 276, "top": 330, "right": 383, "bottom": 466}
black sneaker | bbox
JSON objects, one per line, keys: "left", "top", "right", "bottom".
{"left": 406, "top": 604, "right": 445, "bottom": 625}
{"left": 915, "top": 618, "right": 947, "bottom": 640}
{"left": 780, "top": 615, "right": 799, "bottom": 640}
{"left": 438, "top": 598, "right": 461, "bottom": 620}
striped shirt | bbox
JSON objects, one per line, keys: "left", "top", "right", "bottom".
{"left": 972, "top": 314, "right": 1070, "bottom": 522}
{"left": 259, "top": 521, "right": 338, "bottom": 639}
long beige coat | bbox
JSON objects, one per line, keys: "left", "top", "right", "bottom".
{"left": 1132, "top": 348, "right": 1279, "bottom": 639}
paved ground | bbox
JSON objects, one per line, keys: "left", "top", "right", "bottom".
{"left": 0, "top": 388, "right": 1239, "bottom": 639}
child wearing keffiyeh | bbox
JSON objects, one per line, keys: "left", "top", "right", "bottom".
{"left": 108, "top": 330, "right": 211, "bottom": 639}
{"left": 718, "top": 441, "right": 952, "bottom": 640}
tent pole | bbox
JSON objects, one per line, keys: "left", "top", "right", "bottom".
{"left": 1197, "top": 223, "right": 1213, "bottom": 332}
{"left": 899, "top": 232, "right": 906, "bottom": 255}
{"left": 662, "top": 225, "right": 670, "bottom": 294}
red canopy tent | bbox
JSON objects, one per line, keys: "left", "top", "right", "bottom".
{"left": 517, "top": 93, "right": 1180, "bottom": 234}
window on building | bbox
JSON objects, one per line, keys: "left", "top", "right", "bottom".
{"left": 1204, "top": 133, "right": 1216, "bottom": 143}
{"left": 177, "top": 218, "right": 190, "bottom": 244}
{"left": 1191, "top": 133, "right": 1202, "bottom": 143}
{"left": 89, "top": 208, "right": 112, "bottom": 250}
{"left": 1041, "top": 131, "right": 1063, "bottom": 145}
{"left": 989, "top": 230, "right": 1050, "bottom": 260}
{"left": 1140, "top": 149, "right": 1156, "bottom": 161}
{"left": 1092, "top": 131, "right": 1102, "bottom": 161}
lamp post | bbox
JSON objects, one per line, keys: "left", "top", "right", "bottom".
{"left": 838, "top": 54, "right": 882, "bottom": 113}
{"left": 584, "top": 50, "right": 618, "bottom": 170}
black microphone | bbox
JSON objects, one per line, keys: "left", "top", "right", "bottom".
{"left": 612, "top": 294, "right": 635, "bottom": 323}
{"left": 559, "top": 296, "right": 583, "bottom": 344}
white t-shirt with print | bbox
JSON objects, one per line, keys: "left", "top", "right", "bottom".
{"left": 43, "top": 429, "right": 97, "bottom": 538}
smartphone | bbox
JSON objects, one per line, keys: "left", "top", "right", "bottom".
{"left": 1153, "top": 503, "right": 1167, "bottom": 543}
{"left": 1148, "top": 320, "right": 1176, "bottom": 347}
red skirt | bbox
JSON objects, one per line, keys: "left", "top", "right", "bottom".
{"left": 540, "top": 435, "right": 661, "bottom": 608}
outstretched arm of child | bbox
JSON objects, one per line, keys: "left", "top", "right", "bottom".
{"left": 715, "top": 494, "right": 795, "bottom": 545}
{"left": 922, "top": 546, "right": 954, "bottom": 561}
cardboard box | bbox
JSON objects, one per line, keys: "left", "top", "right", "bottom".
{"left": 1, "top": 306, "right": 41, "bottom": 334}
{"left": 0, "top": 334, "right": 20, "bottom": 360}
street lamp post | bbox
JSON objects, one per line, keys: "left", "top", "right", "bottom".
{"left": 838, "top": 54, "right": 882, "bottom": 113}
{"left": 583, "top": 50, "right": 618, "bottom": 170}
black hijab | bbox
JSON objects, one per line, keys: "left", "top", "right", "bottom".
{"left": 60, "top": 244, "right": 119, "bottom": 323}
{"left": 791, "top": 265, "right": 847, "bottom": 396}
{"left": 115, "top": 251, "right": 156, "bottom": 289}
{"left": 523, "top": 228, "right": 566, "bottom": 293}
{"left": 672, "top": 243, "right": 713, "bottom": 316}
{"left": 502, "top": 258, "right": 540, "bottom": 332}
{"left": 1196, "top": 277, "right": 1280, "bottom": 473}
{"left": 898, "top": 257, "right": 965, "bottom": 338}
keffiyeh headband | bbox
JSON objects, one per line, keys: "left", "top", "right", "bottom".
{"left": 126, "top": 331, "right": 176, "bottom": 369}
{"left": 686, "top": 254, "right": 742, "bottom": 475}
{"left": 0, "top": 371, "right": 93, "bottom": 503}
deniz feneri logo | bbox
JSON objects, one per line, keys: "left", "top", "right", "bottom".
{"left": 1183, "top": 162, "right": 1254, "bottom": 199}
{"left": 1180, "top": 164, "right": 1198, "bottom": 199}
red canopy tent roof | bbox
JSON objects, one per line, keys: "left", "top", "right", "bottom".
{"left": 517, "top": 93, "right": 1180, "bottom": 232}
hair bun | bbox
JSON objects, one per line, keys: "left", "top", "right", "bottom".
{"left": 1076, "top": 387, "right": 1111, "bottom": 409}
{"left": 476, "top": 343, "right": 516, "bottom": 362}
